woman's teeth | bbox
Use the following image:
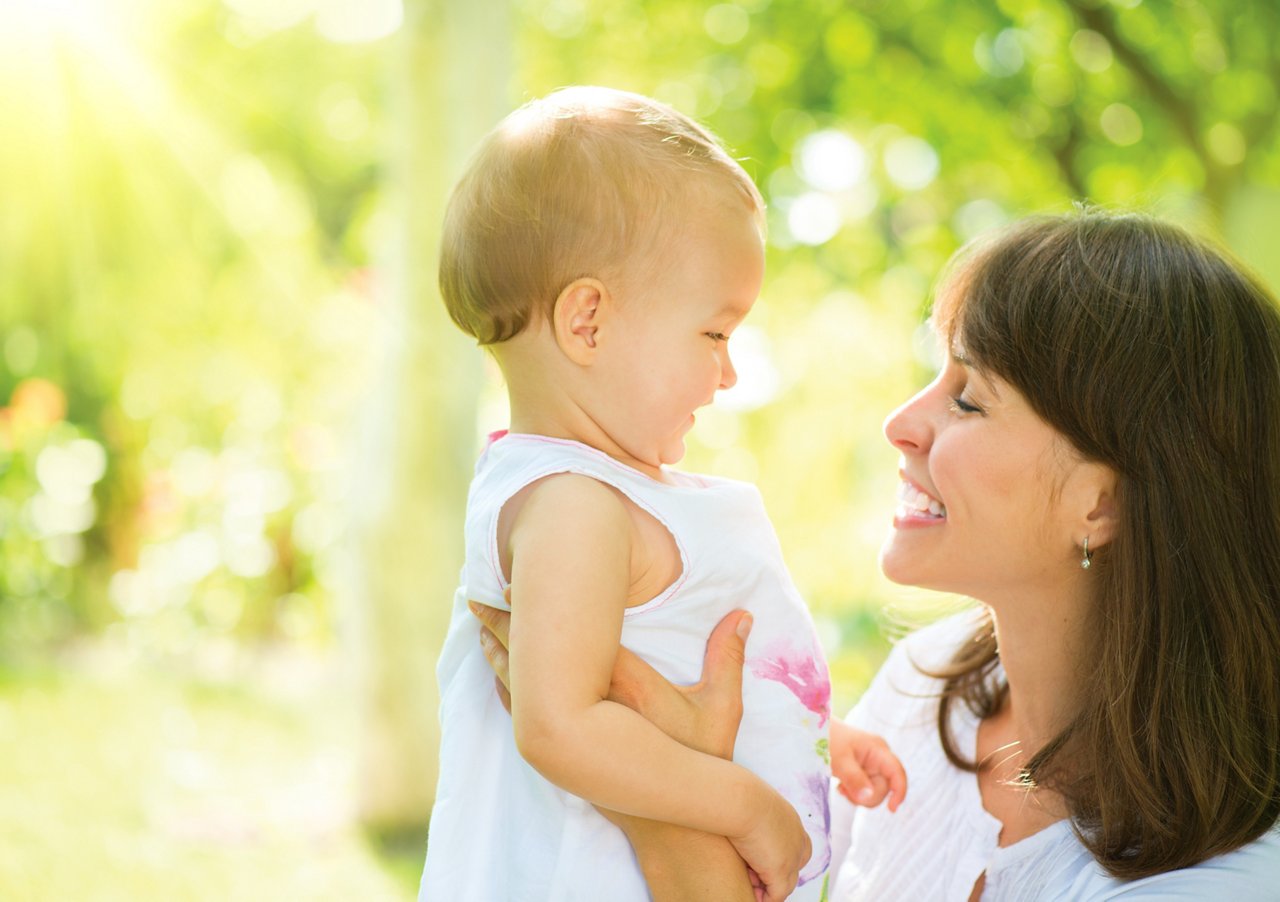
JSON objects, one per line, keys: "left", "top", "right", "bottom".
{"left": 897, "top": 481, "right": 946, "bottom": 519}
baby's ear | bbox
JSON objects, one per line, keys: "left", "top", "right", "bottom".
{"left": 552, "top": 278, "right": 608, "bottom": 365}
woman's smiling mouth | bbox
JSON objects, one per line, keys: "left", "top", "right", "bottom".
{"left": 896, "top": 475, "right": 946, "bottom": 523}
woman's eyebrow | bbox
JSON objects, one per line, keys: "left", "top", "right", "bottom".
{"left": 951, "top": 348, "right": 1003, "bottom": 399}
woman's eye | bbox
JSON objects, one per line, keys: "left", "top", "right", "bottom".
{"left": 706, "top": 332, "right": 729, "bottom": 343}
{"left": 949, "top": 395, "right": 982, "bottom": 415}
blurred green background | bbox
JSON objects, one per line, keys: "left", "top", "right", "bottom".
{"left": 3, "top": 0, "right": 1277, "bottom": 898}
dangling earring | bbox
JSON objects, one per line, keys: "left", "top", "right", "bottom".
{"left": 1080, "top": 536, "right": 1092, "bottom": 570}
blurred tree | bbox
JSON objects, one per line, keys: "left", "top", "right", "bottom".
{"left": 350, "top": 0, "right": 512, "bottom": 829}
{"left": 0, "top": 0, "right": 392, "bottom": 657}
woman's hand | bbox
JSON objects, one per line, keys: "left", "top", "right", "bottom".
{"left": 470, "top": 595, "right": 751, "bottom": 759}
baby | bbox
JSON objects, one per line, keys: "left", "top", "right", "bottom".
{"left": 419, "top": 87, "right": 903, "bottom": 902}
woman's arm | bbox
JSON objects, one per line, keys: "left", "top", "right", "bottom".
{"left": 473, "top": 598, "right": 760, "bottom": 902}
{"left": 601, "top": 813, "right": 758, "bottom": 902}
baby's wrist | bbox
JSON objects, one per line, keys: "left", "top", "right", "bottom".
{"left": 728, "top": 769, "right": 784, "bottom": 840}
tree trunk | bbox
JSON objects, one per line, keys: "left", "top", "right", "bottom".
{"left": 351, "top": 0, "right": 512, "bottom": 830}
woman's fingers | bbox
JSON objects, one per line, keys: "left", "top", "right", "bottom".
{"left": 477, "top": 625, "right": 514, "bottom": 713}
{"left": 471, "top": 600, "right": 515, "bottom": 713}
{"left": 468, "top": 598, "right": 512, "bottom": 648}
{"left": 478, "top": 626, "right": 509, "bottom": 683}
{"left": 468, "top": 596, "right": 752, "bottom": 757}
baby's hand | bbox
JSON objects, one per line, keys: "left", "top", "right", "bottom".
{"left": 831, "top": 719, "right": 907, "bottom": 812}
{"left": 727, "top": 781, "right": 811, "bottom": 902}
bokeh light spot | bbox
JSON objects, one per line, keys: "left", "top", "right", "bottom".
{"left": 1068, "top": 30, "right": 1112, "bottom": 73}
{"left": 1100, "top": 103, "right": 1143, "bottom": 146}
{"left": 704, "top": 4, "right": 750, "bottom": 45}
{"left": 796, "top": 130, "right": 867, "bottom": 192}
{"left": 974, "top": 29, "right": 1025, "bottom": 77}
{"left": 1032, "top": 64, "right": 1075, "bottom": 107}
{"left": 540, "top": 0, "right": 586, "bottom": 38}
{"left": 884, "top": 136, "right": 939, "bottom": 190}
{"left": 786, "top": 193, "right": 842, "bottom": 246}
{"left": 315, "top": 0, "right": 402, "bottom": 44}
{"left": 953, "top": 198, "right": 1008, "bottom": 241}
{"left": 1207, "top": 122, "right": 1246, "bottom": 166}
{"left": 716, "top": 325, "right": 780, "bottom": 412}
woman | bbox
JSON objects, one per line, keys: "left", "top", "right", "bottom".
{"left": 472, "top": 211, "right": 1280, "bottom": 899}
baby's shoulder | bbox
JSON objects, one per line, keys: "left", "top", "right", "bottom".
{"left": 501, "top": 470, "right": 632, "bottom": 538}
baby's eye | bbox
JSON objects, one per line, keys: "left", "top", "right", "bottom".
{"left": 706, "top": 332, "right": 729, "bottom": 343}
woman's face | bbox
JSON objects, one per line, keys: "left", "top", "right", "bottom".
{"left": 880, "top": 340, "right": 1103, "bottom": 601}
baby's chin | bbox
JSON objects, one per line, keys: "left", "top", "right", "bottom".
{"left": 656, "top": 438, "right": 688, "bottom": 467}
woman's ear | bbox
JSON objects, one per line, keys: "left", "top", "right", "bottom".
{"left": 551, "top": 278, "right": 608, "bottom": 365}
{"left": 1078, "top": 462, "right": 1119, "bottom": 550}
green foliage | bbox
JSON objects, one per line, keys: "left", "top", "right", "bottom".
{"left": 0, "top": 1, "right": 386, "bottom": 656}
{"left": 2, "top": 0, "right": 1278, "bottom": 665}
{"left": 0, "top": 382, "right": 104, "bottom": 645}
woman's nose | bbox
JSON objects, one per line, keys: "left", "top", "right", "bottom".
{"left": 883, "top": 388, "right": 933, "bottom": 453}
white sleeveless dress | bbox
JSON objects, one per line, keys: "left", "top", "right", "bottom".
{"left": 420, "top": 432, "right": 832, "bottom": 901}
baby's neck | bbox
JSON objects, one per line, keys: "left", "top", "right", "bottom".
{"left": 496, "top": 334, "right": 671, "bottom": 482}
{"left": 507, "top": 404, "right": 671, "bottom": 483}
{"left": 498, "top": 339, "right": 585, "bottom": 438}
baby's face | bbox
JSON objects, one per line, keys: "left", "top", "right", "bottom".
{"left": 592, "top": 202, "right": 764, "bottom": 473}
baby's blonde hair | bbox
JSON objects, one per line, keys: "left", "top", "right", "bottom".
{"left": 440, "top": 86, "right": 764, "bottom": 345}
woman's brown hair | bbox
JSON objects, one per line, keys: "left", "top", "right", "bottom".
{"left": 928, "top": 210, "right": 1280, "bottom": 878}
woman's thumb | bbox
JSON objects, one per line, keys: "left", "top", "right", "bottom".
{"left": 702, "top": 610, "right": 751, "bottom": 692}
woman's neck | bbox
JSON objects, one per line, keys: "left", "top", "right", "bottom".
{"left": 972, "top": 584, "right": 1092, "bottom": 840}
{"left": 987, "top": 582, "right": 1090, "bottom": 759}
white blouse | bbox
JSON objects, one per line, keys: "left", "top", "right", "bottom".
{"left": 829, "top": 610, "right": 1280, "bottom": 901}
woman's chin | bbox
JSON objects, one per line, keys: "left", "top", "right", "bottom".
{"left": 877, "top": 545, "right": 914, "bottom": 586}
{"left": 878, "top": 541, "right": 945, "bottom": 590}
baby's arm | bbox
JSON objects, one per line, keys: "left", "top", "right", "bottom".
{"left": 829, "top": 718, "right": 907, "bottom": 811}
{"left": 473, "top": 600, "right": 759, "bottom": 901}
{"left": 507, "top": 475, "right": 808, "bottom": 902}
